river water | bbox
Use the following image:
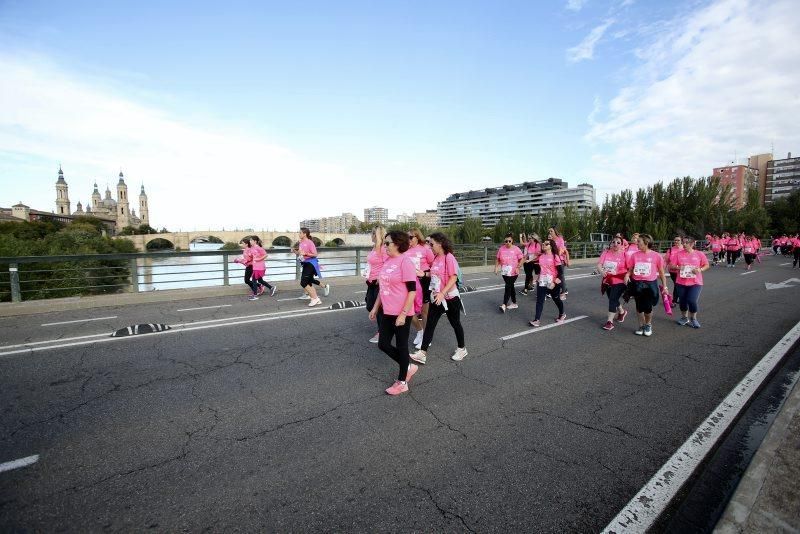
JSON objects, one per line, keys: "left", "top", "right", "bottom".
{"left": 137, "top": 243, "right": 366, "bottom": 291}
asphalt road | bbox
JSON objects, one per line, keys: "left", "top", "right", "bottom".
{"left": 1, "top": 257, "right": 799, "bottom": 532}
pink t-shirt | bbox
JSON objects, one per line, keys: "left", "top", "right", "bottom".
{"left": 525, "top": 241, "right": 541, "bottom": 261}
{"left": 664, "top": 246, "right": 682, "bottom": 273}
{"left": 625, "top": 244, "right": 638, "bottom": 261}
{"left": 240, "top": 247, "right": 254, "bottom": 267}
{"left": 537, "top": 253, "right": 561, "bottom": 284}
{"left": 366, "top": 247, "right": 388, "bottom": 282}
{"left": 496, "top": 245, "right": 524, "bottom": 276}
{"left": 725, "top": 238, "right": 741, "bottom": 251}
{"left": 299, "top": 238, "right": 317, "bottom": 259}
{"left": 405, "top": 244, "right": 435, "bottom": 273}
{"left": 378, "top": 255, "right": 417, "bottom": 316}
{"left": 249, "top": 245, "right": 267, "bottom": 270}
{"left": 675, "top": 249, "right": 709, "bottom": 286}
{"left": 627, "top": 250, "right": 663, "bottom": 282}
{"left": 711, "top": 239, "right": 722, "bottom": 252}
{"left": 599, "top": 249, "right": 627, "bottom": 285}
{"left": 429, "top": 253, "right": 460, "bottom": 299}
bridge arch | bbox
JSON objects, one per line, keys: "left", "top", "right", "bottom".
{"left": 145, "top": 237, "right": 175, "bottom": 251}
{"left": 272, "top": 235, "right": 292, "bottom": 247}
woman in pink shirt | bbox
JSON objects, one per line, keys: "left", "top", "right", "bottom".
{"left": 548, "top": 227, "right": 570, "bottom": 298}
{"left": 295, "top": 227, "right": 330, "bottom": 307}
{"left": 410, "top": 232, "right": 468, "bottom": 364}
{"left": 247, "top": 236, "right": 275, "bottom": 299}
{"left": 528, "top": 239, "right": 565, "bottom": 327}
{"left": 520, "top": 233, "right": 542, "bottom": 295}
{"left": 742, "top": 235, "right": 758, "bottom": 271}
{"left": 405, "top": 228, "right": 436, "bottom": 349}
{"left": 624, "top": 234, "right": 668, "bottom": 337}
{"left": 664, "top": 236, "right": 682, "bottom": 305}
{"left": 724, "top": 232, "right": 741, "bottom": 267}
{"left": 710, "top": 235, "right": 723, "bottom": 266}
{"left": 670, "top": 237, "right": 710, "bottom": 328}
{"left": 364, "top": 226, "right": 388, "bottom": 343}
{"left": 369, "top": 231, "right": 419, "bottom": 396}
{"left": 596, "top": 237, "right": 629, "bottom": 331}
{"left": 232, "top": 236, "right": 255, "bottom": 296}
{"left": 791, "top": 234, "right": 800, "bottom": 268}
{"left": 495, "top": 233, "right": 525, "bottom": 312}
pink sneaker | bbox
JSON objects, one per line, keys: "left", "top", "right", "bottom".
{"left": 257, "top": 285, "right": 266, "bottom": 296}
{"left": 616, "top": 309, "right": 628, "bottom": 323}
{"left": 556, "top": 314, "right": 567, "bottom": 323}
{"left": 385, "top": 380, "right": 408, "bottom": 395}
{"left": 602, "top": 321, "right": 614, "bottom": 331}
{"left": 406, "top": 363, "right": 418, "bottom": 382}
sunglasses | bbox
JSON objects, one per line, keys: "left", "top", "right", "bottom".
{"left": 504, "top": 240, "right": 513, "bottom": 243}
{"left": 425, "top": 240, "right": 432, "bottom": 245}
{"left": 384, "top": 240, "right": 393, "bottom": 246}
{"left": 542, "top": 242, "right": 551, "bottom": 246}
{"left": 613, "top": 241, "right": 622, "bottom": 244}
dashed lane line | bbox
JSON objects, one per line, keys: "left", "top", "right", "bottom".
{"left": 740, "top": 270, "right": 758, "bottom": 275}
{"left": 41, "top": 316, "right": 118, "bottom": 327}
{"left": 175, "top": 305, "right": 232, "bottom": 312}
{"left": 500, "top": 316, "right": 588, "bottom": 341}
{"left": 0, "top": 454, "right": 39, "bottom": 473}
{"left": 602, "top": 319, "right": 800, "bottom": 533}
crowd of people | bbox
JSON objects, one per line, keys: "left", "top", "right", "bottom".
{"left": 232, "top": 226, "right": 798, "bottom": 396}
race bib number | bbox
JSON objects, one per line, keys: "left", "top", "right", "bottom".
{"left": 362, "top": 265, "right": 370, "bottom": 279}
{"left": 633, "top": 262, "right": 652, "bottom": 277}
{"left": 744, "top": 247, "right": 753, "bottom": 253}
{"left": 602, "top": 261, "right": 618, "bottom": 274}
{"left": 501, "top": 264, "right": 512, "bottom": 276}
{"left": 538, "top": 274, "right": 553, "bottom": 287}
{"left": 430, "top": 275, "right": 441, "bottom": 292}
{"left": 680, "top": 265, "right": 696, "bottom": 278}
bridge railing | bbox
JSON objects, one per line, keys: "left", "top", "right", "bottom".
{"left": 0, "top": 241, "right": 770, "bottom": 302}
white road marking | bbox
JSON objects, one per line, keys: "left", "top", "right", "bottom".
{"left": 500, "top": 316, "right": 588, "bottom": 340}
{"left": 175, "top": 305, "right": 232, "bottom": 312}
{"left": 353, "top": 290, "right": 367, "bottom": 294}
{"left": 0, "top": 307, "right": 362, "bottom": 358}
{"left": 41, "top": 316, "right": 118, "bottom": 327}
{"left": 277, "top": 297, "right": 310, "bottom": 302}
{"left": 780, "top": 262, "right": 791, "bottom": 266}
{"left": 0, "top": 454, "right": 39, "bottom": 473}
{"left": 740, "top": 270, "right": 757, "bottom": 275}
{"left": 602, "top": 319, "right": 800, "bottom": 534}
{"left": 465, "top": 277, "right": 490, "bottom": 282}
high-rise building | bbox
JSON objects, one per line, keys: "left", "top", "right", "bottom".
{"left": 437, "top": 178, "right": 595, "bottom": 227}
{"left": 299, "top": 219, "right": 321, "bottom": 232}
{"left": 765, "top": 152, "right": 800, "bottom": 204}
{"left": 318, "top": 212, "right": 361, "bottom": 233}
{"left": 414, "top": 210, "right": 439, "bottom": 228}
{"left": 712, "top": 164, "right": 758, "bottom": 209}
{"left": 363, "top": 206, "right": 388, "bottom": 225}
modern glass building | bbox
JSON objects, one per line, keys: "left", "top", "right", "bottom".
{"left": 765, "top": 153, "right": 800, "bottom": 204}
{"left": 437, "top": 178, "right": 596, "bottom": 227}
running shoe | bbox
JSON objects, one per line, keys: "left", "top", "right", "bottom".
{"left": 451, "top": 347, "right": 468, "bottom": 361}
{"left": 634, "top": 327, "right": 645, "bottom": 335}
{"left": 602, "top": 321, "right": 614, "bottom": 331}
{"left": 270, "top": 286, "right": 277, "bottom": 296}
{"left": 323, "top": 284, "right": 331, "bottom": 297}
{"left": 677, "top": 317, "right": 690, "bottom": 326}
{"left": 519, "top": 289, "right": 529, "bottom": 295}
{"left": 300, "top": 294, "right": 311, "bottom": 300}
{"left": 406, "top": 363, "right": 419, "bottom": 382}
{"left": 308, "top": 297, "right": 322, "bottom": 307}
{"left": 413, "top": 330, "right": 424, "bottom": 347}
{"left": 257, "top": 285, "right": 266, "bottom": 296}
{"left": 643, "top": 324, "right": 653, "bottom": 336}
{"left": 410, "top": 349, "right": 427, "bottom": 365}
{"left": 385, "top": 380, "right": 408, "bottom": 395}
{"left": 529, "top": 320, "right": 540, "bottom": 327}
{"left": 499, "top": 304, "right": 506, "bottom": 313}
{"left": 616, "top": 309, "right": 628, "bottom": 323}
{"left": 556, "top": 314, "right": 567, "bottom": 323}
{"left": 560, "top": 292, "right": 567, "bottom": 301}
{"left": 369, "top": 333, "right": 380, "bottom": 343}
{"left": 248, "top": 295, "right": 259, "bottom": 301}
{"left": 690, "top": 318, "right": 701, "bottom": 329}
{"left": 507, "top": 303, "right": 519, "bottom": 310}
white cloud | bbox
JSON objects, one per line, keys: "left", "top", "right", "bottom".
{"left": 566, "top": 0, "right": 588, "bottom": 12}
{"left": 584, "top": 0, "right": 800, "bottom": 199}
{"left": 567, "top": 19, "right": 615, "bottom": 62}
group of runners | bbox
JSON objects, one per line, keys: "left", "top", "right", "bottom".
{"left": 770, "top": 234, "right": 800, "bottom": 267}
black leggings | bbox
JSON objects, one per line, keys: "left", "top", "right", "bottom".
{"left": 534, "top": 283, "right": 563, "bottom": 320}
{"left": 726, "top": 250, "right": 740, "bottom": 265}
{"left": 502, "top": 275, "right": 518, "bottom": 304}
{"left": 606, "top": 283, "right": 626, "bottom": 312}
{"left": 378, "top": 315, "right": 411, "bottom": 381}
{"left": 248, "top": 275, "right": 273, "bottom": 294}
{"left": 633, "top": 283, "right": 658, "bottom": 314}
{"left": 793, "top": 248, "right": 800, "bottom": 267}
{"left": 365, "top": 281, "right": 383, "bottom": 330}
{"left": 421, "top": 297, "right": 465, "bottom": 351}
{"left": 523, "top": 262, "right": 535, "bottom": 290}
{"left": 243, "top": 265, "right": 253, "bottom": 287}
{"left": 300, "top": 262, "right": 321, "bottom": 288}
{"left": 744, "top": 253, "right": 755, "bottom": 265}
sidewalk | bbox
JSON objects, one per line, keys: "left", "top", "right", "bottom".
{"left": 714, "top": 372, "right": 800, "bottom": 533}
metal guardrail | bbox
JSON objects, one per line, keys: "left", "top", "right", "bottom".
{"left": 0, "top": 240, "right": 770, "bottom": 302}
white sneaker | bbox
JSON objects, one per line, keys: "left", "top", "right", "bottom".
{"left": 369, "top": 333, "right": 379, "bottom": 343}
{"left": 410, "top": 349, "right": 427, "bottom": 365}
{"left": 507, "top": 303, "right": 518, "bottom": 310}
{"left": 413, "top": 330, "right": 424, "bottom": 346}
{"left": 308, "top": 297, "right": 322, "bottom": 307}
{"left": 299, "top": 294, "right": 311, "bottom": 300}
{"left": 323, "top": 284, "right": 331, "bottom": 297}
{"left": 451, "top": 347, "right": 468, "bottom": 361}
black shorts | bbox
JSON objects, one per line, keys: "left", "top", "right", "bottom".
{"left": 419, "top": 275, "right": 431, "bottom": 303}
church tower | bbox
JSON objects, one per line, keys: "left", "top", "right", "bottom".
{"left": 91, "top": 183, "right": 101, "bottom": 212}
{"left": 139, "top": 185, "right": 149, "bottom": 226}
{"left": 55, "top": 166, "right": 71, "bottom": 215}
{"left": 116, "top": 171, "right": 131, "bottom": 229}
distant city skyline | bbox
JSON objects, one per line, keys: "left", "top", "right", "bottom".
{"left": 1, "top": 0, "right": 798, "bottom": 230}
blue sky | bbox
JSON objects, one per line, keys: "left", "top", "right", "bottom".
{"left": 1, "top": 0, "right": 798, "bottom": 231}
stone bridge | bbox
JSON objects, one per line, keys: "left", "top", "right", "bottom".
{"left": 120, "top": 230, "right": 372, "bottom": 251}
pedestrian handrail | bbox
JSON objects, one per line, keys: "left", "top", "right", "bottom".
{"left": 0, "top": 240, "right": 772, "bottom": 302}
